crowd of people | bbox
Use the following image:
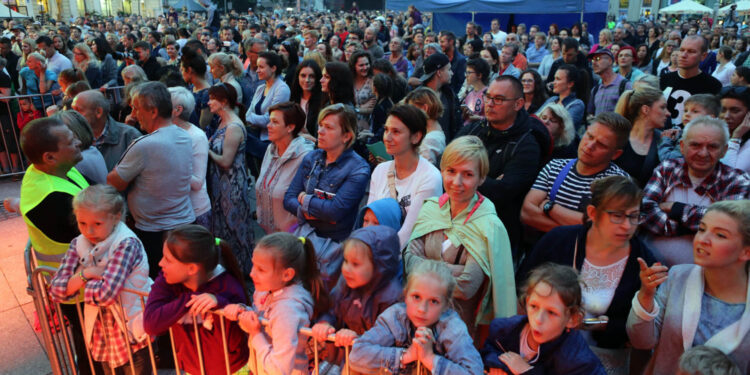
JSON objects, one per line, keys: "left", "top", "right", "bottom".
{"left": 2, "top": 3, "right": 750, "bottom": 375}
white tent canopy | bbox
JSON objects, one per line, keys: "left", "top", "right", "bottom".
{"left": 659, "top": 0, "right": 713, "bottom": 15}
{"left": 720, "top": 0, "right": 750, "bottom": 15}
{"left": 0, "top": 3, "right": 29, "bottom": 18}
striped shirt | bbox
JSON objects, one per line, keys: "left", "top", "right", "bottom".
{"left": 531, "top": 158, "right": 629, "bottom": 211}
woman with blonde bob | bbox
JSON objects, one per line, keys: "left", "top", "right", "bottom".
{"left": 628, "top": 200, "right": 750, "bottom": 374}
{"left": 536, "top": 102, "right": 578, "bottom": 158}
{"left": 72, "top": 43, "right": 102, "bottom": 88}
{"left": 405, "top": 135, "right": 517, "bottom": 338}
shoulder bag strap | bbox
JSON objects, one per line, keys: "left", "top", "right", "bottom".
{"left": 549, "top": 159, "right": 577, "bottom": 202}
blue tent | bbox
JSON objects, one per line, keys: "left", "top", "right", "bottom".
{"left": 386, "top": 0, "right": 609, "bottom": 38}
{"left": 171, "top": 0, "right": 206, "bottom": 11}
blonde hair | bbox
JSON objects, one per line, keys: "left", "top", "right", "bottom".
{"left": 73, "top": 184, "right": 125, "bottom": 216}
{"left": 404, "top": 87, "right": 444, "bottom": 120}
{"left": 207, "top": 52, "right": 243, "bottom": 78}
{"left": 536, "top": 103, "right": 575, "bottom": 147}
{"left": 705, "top": 200, "right": 750, "bottom": 246}
{"left": 616, "top": 86, "right": 664, "bottom": 124}
{"left": 440, "top": 135, "right": 490, "bottom": 180}
{"left": 405, "top": 260, "right": 456, "bottom": 306}
{"left": 303, "top": 50, "right": 328, "bottom": 70}
{"left": 27, "top": 52, "right": 47, "bottom": 67}
{"left": 72, "top": 42, "right": 98, "bottom": 71}
{"left": 317, "top": 103, "right": 358, "bottom": 149}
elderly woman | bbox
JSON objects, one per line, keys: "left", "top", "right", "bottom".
{"left": 257, "top": 102, "right": 314, "bottom": 234}
{"left": 284, "top": 104, "right": 370, "bottom": 286}
{"left": 520, "top": 176, "right": 656, "bottom": 375}
{"left": 19, "top": 52, "right": 58, "bottom": 111}
{"left": 614, "top": 86, "right": 668, "bottom": 187}
{"left": 207, "top": 83, "right": 254, "bottom": 274}
{"left": 368, "top": 104, "right": 442, "bottom": 248}
{"left": 72, "top": 43, "right": 102, "bottom": 89}
{"left": 404, "top": 135, "right": 516, "bottom": 337}
{"left": 208, "top": 52, "right": 244, "bottom": 104}
{"left": 55, "top": 110, "right": 107, "bottom": 184}
{"left": 405, "top": 87, "right": 446, "bottom": 167}
{"left": 169, "top": 86, "right": 211, "bottom": 229}
{"left": 246, "top": 52, "right": 291, "bottom": 151}
{"left": 537, "top": 102, "right": 578, "bottom": 158}
{"left": 627, "top": 200, "right": 750, "bottom": 374}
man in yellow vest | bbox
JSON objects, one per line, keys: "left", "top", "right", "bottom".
{"left": 16, "top": 117, "right": 98, "bottom": 375}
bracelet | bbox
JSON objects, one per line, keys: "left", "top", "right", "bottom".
{"left": 79, "top": 270, "right": 89, "bottom": 283}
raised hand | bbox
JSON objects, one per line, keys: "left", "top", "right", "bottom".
{"left": 636, "top": 257, "right": 668, "bottom": 313}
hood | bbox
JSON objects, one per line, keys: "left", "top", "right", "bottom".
{"left": 483, "top": 108, "right": 535, "bottom": 140}
{"left": 271, "top": 283, "right": 314, "bottom": 317}
{"left": 348, "top": 226, "right": 401, "bottom": 284}
{"left": 355, "top": 198, "right": 402, "bottom": 231}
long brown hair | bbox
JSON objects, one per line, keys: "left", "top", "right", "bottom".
{"left": 256, "top": 232, "right": 331, "bottom": 319}
{"left": 165, "top": 224, "right": 249, "bottom": 303}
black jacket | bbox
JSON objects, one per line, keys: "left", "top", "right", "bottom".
{"left": 457, "top": 109, "right": 549, "bottom": 254}
{"left": 422, "top": 82, "right": 461, "bottom": 141}
{"left": 518, "top": 224, "right": 657, "bottom": 349}
{"left": 139, "top": 56, "right": 162, "bottom": 82}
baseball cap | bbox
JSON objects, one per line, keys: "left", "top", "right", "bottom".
{"left": 587, "top": 47, "right": 614, "bottom": 61}
{"left": 419, "top": 53, "right": 450, "bottom": 83}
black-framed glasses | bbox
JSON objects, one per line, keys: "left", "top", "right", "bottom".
{"left": 720, "top": 85, "right": 749, "bottom": 97}
{"left": 483, "top": 93, "right": 520, "bottom": 105}
{"left": 605, "top": 210, "right": 643, "bottom": 225}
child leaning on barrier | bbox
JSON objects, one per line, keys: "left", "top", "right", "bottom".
{"left": 143, "top": 224, "right": 249, "bottom": 375}
{"left": 311, "top": 225, "right": 403, "bottom": 371}
{"left": 48, "top": 184, "right": 153, "bottom": 374}
{"left": 223, "top": 232, "right": 331, "bottom": 375}
{"left": 349, "top": 260, "right": 484, "bottom": 375}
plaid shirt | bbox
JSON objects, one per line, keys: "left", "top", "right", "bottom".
{"left": 49, "top": 237, "right": 148, "bottom": 367}
{"left": 641, "top": 158, "right": 750, "bottom": 236}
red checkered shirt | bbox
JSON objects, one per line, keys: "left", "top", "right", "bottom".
{"left": 641, "top": 158, "right": 750, "bottom": 236}
{"left": 49, "top": 237, "right": 149, "bottom": 367}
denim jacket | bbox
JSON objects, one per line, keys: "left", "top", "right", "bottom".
{"left": 283, "top": 148, "right": 370, "bottom": 242}
{"left": 350, "top": 303, "right": 484, "bottom": 375}
{"left": 543, "top": 95, "right": 586, "bottom": 133}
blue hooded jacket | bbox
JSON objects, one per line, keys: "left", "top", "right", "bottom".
{"left": 354, "top": 197, "right": 402, "bottom": 231}
{"left": 321, "top": 225, "right": 403, "bottom": 335}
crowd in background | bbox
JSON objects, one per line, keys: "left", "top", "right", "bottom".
{"left": 2, "top": 3, "right": 750, "bottom": 375}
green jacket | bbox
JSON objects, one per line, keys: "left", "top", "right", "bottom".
{"left": 407, "top": 193, "right": 517, "bottom": 325}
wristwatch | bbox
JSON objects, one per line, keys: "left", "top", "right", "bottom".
{"left": 543, "top": 200, "right": 555, "bottom": 216}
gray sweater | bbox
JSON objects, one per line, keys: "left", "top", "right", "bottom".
{"left": 626, "top": 264, "right": 750, "bottom": 374}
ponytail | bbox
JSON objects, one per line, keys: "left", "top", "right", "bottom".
{"left": 301, "top": 237, "right": 331, "bottom": 319}
{"left": 217, "top": 239, "right": 250, "bottom": 303}
{"left": 256, "top": 233, "right": 331, "bottom": 320}
{"left": 614, "top": 89, "right": 634, "bottom": 121}
{"left": 229, "top": 54, "right": 243, "bottom": 77}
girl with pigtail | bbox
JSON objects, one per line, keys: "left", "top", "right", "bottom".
{"left": 224, "top": 232, "right": 331, "bottom": 375}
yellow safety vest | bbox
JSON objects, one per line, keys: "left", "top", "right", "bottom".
{"left": 20, "top": 165, "right": 89, "bottom": 270}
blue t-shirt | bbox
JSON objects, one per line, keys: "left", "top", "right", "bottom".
{"left": 19, "top": 67, "right": 58, "bottom": 110}
{"left": 693, "top": 292, "right": 745, "bottom": 346}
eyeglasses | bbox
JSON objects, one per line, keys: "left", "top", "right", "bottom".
{"left": 605, "top": 210, "right": 643, "bottom": 225}
{"left": 466, "top": 70, "right": 476, "bottom": 75}
{"left": 483, "top": 93, "right": 520, "bottom": 105}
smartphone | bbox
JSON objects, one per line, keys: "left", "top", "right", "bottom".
{"left": 223, "top": 41, "right": 231, "bottom": 47}
{"left": 583, "top": 318, "right": 608, "bottom": 326}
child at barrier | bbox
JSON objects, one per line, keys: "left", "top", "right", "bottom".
{"left": 482, "top": 263, "right": 606, "bottom": 375}
{"left": 143, "top": 224, "right": 250, "bottom": 375}
{"left": 349, "top": 260, "right": 484, "bottom": 374}
{"left": 223, "top": 232, "right": 331, "bottom": 375}
{"left": 48, "top": 184, "right": 153, "bottom": 374}
{"left": 311, "top": 225, "right": 403, "bottom": 372}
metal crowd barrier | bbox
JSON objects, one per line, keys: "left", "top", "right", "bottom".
{"left": 27, "top": 262, "right": 353, "bottom": 375}
{"left": 0, "top": 86, "right": 126, "bottom": 179}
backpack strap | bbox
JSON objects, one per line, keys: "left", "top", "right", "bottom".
{"left": 618, "top": 78, "right": 628, "bottom": 96}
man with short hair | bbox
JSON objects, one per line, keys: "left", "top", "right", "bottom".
{"left": 438, "top": 31, "right": 467, "bottom": 94}
{"left": 72, "top": 90, "right": 142, "bottom": 171}
{"left": 36, "top": 35, "right": 72, "bottom": 75}
{"left": 641, "top": 116, "right": 750, "bottom": 266}
{"left": 525, "top": 32, "right": 548, "bottom": 65}
{"left": 133, "top": 41, "right": 161, "bottom": 81}
{"left": 521, "top": 112, "right": 631, "bottom": 233}
{"left": 0, "top": 38, "right": 19, "bottom": 85}
{"left": 363, "top": 26, "right": 384, "bottom": 59}
{"left": 459, "top": 21, "right": 479, "bottom": 49}
{"left": 661, "top": 35, "right": 723, "bottom": 127}
{"left": 490, "top": 19, "right": 507, "bottom": 46}
{"left": 107, "top": 82, "right": 195, "bottom": 278}
{"left": 419, "top": 53, "right": 461, "bottom": 140}
{"left": 499, "top": 44, "right": 522, "bottom": 78}
{"left": 457, "top": 76, "right": 549, "bottom": 253}
{"left": 545, "top": 37, "right": 593, "bottom": 87}
{"left": 588, "top": 48, "right": 632, "bottom": 115}
{"left": 302, "top": 29, "right": 319, "bottom": 54}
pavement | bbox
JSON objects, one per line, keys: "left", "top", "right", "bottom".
{"left": 0, "top": 177, "right": 53, "bottom": 375}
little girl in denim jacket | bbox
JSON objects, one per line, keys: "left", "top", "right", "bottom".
{"left": 482, "top": 263, "right": 605, "bottom": 375}
{"left": 311, "top": 225, "right": 403, "bottom": 371}
{"left": 350, "top": 260, "right": 483, "bottom": 374}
